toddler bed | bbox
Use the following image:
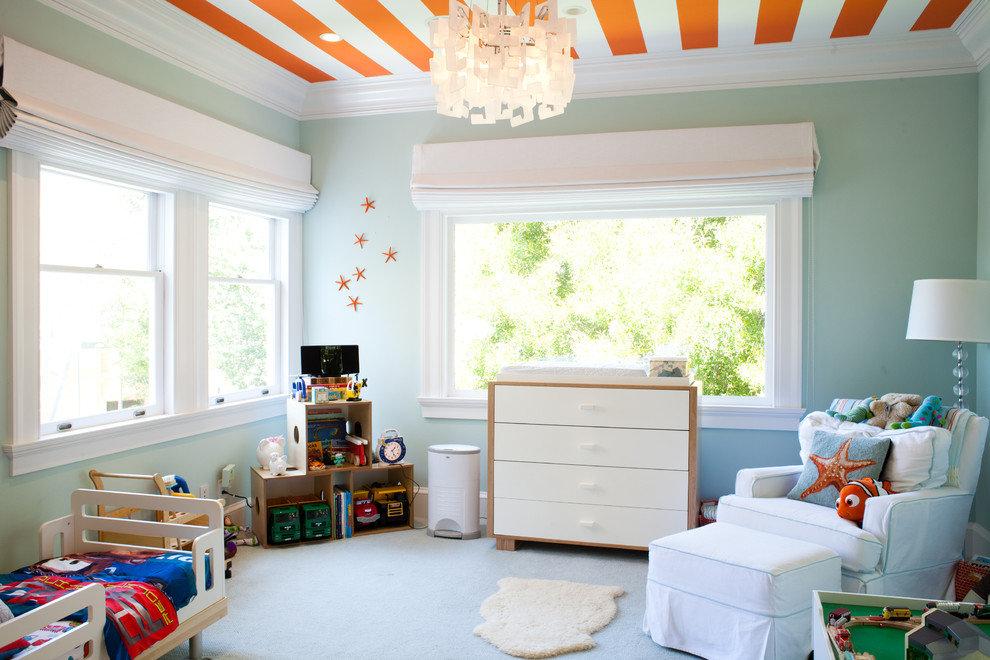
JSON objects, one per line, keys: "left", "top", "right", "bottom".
{"left": 0, "top": 488, "right": 227, "bottom": 659}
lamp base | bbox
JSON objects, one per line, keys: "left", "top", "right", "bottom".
{"left": 953, "top": 341, "right": 968, "bottom": 409}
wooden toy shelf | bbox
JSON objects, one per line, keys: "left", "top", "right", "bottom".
{"left": 250, "top": 463, "right": 415, "bottom": 548}
{"left": 252, "top": 396, "right": 414, "bottom": 548}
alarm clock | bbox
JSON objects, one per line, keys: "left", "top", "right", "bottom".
{"left": 377, "top": 429, "right": 406, "bottom": 464}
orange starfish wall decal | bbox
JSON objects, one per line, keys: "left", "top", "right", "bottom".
{"left": 801, "top": 438, "right": 877, "bottom": 499}
{"left": 361, "top": 197, "right": 375, "bottom": 213}
{"left": 353, "top": 266, "right": 366, "bottom": 281}
{"left": 382, "top": 247, "right": 398, "bottom": 262}
{"left": 347, "top": 295, "right": 363, "bottom": 311}
{"left": 335, "top": 275, "right": 351, "bottom": 291}
{"left": 354, "top": 233, "right": 368, "bottom": 248}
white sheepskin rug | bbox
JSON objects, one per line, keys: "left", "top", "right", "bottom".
{"left": 473, "top": 577, "right": 625, "bottom": 658}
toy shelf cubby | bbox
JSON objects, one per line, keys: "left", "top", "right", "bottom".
{"left": 249, "top": 399, "right": 414, "bottom": 548}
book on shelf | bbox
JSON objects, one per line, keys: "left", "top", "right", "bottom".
{"left": 333, "top": 486, "right": 352, "bottom": 539}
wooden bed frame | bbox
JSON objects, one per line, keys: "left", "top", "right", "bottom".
{"left": 0, "top": 488, "right": 228, "bottom": 660}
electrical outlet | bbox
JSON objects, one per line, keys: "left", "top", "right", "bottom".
{"left": 199, "top": 484, "right": 209, "bottom": 499}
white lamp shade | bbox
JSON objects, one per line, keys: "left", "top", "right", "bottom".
{"left": 905, "top": 279, "right": 990, "bottom": 343}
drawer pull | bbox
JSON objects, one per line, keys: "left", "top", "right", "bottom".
{"left": 579, "top": 520, "right": 596, "bottom": 528}
{"left": 578, "top": 442, "right": 597, "bottom": 450}
{"left": 578, "top": 403, "right": 596, "bottom": 411}
{"left": 579, "top": 482, "right": 596, "bottom": 490}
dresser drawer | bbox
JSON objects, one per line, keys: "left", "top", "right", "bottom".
{"left": 494, "top": 461, "right": 688, "bottom": 510}
{"left": 493, "top": 498, "right": 687, "bottom": 548}
{"left": 493, "top": 384, "right": 690, "bottom": 430}
{"left": 493, "top": 423, "right": 689, "bottom": 469}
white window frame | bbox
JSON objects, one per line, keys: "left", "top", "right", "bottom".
{"left": 412, "top": 125, "right": 816, "bottom": 430}
{"left": 418, "top": 197, "right": 803, "bottom": 430}
{"left": 207, "top": 203, "right": 283, "bottom": 405}
{"left": 37, "top": 166, "right": 166, "bottom": 433}
{"left": 6, "top": 151, "right": 301, "bottom": 474}
{"left": 1, "top": 38, "right": 314, "bottom": 474}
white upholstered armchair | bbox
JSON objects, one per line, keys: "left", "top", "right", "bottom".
{"left": 716, "top": 403, "right": 989, "bottom": 598}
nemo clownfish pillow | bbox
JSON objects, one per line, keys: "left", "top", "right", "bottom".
{"left": 836, "top": 477, "right": 895, "bottom": 524}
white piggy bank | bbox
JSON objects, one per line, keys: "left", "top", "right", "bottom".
{"left": 257, "top": 435, "right": 286, "bottom": 469}
{"left": 269, "top": 453, "right": 287, "bottom": 476}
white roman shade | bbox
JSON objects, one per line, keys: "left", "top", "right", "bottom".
{"left": 411, "top": 123, "right": 819, "bottom": 213}
{"left": 0, "top": 36, "right": 318, "bottom": 213}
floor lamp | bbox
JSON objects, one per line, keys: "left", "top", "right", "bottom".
{"left": 905, "top": 279, "right": 990, "bottom": 409}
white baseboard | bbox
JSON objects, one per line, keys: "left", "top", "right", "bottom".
{"left": 413, "top": 487, "right": 488, "bottom": 527}
{"left": 223, "top": 498, "right": 248, "bottom": 527}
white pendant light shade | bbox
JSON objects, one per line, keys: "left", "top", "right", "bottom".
{"left": 429, "top": 0, "right": 576, "bottom": 127}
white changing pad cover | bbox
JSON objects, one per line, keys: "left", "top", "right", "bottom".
{"left": 499, "top": 361, "right": 648, "bottom": 376}
{"left": 495, "top": 361, "right": 698, "bottom": 386}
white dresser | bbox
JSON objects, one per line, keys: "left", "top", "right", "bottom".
{"left": 487, "top": 379, "right": 698, "bottom": 551}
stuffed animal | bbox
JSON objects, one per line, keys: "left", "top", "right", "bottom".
{"left": 836, "top": 477, "right": 895, "bottom": 524}
{"left": 827, "top": 396, "right": 877, "bottom": 423}
{"left": 890, "top": 395, "right": 943, "bottom": 429}
{"left": 867, "top": 393, "right": 923, "bottom": 428}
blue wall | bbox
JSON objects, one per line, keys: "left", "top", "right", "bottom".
{"left": 299, "top": 74, "right": 980, "bottom": 501}
{"left": 0, "top": 0, "right": 987, "bottom": 568}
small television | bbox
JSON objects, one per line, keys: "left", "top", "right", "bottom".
{"left": 300, "top": 345, "right": 359, "bottom": 377}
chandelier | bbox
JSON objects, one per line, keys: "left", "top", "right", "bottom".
{"left": 429, "top": 0, "right": 576, "bottom": 127}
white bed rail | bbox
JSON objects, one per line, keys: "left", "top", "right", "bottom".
{"left": 0, "top": 582, "right": 105, "bottom": 659}
{"left": 3, "top": 488, "right": 228, "bottom": 660}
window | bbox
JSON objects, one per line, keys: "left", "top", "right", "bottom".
{"left": 412, "top": 125, "right": 816, "bottom": 429}
{"left": 39, "top": 168, "right": 164, "bottom": 433}
{"left": 451, "top": 211, "right": 769, "bottom": 399}
{"left": 8, "top": 152, "right": 299, "bottom": 474}
{"left": 208, "top": 205, "right": 280, "bottom": 403}
{"left": 423, "top": 201, "right": 801, "bottom": 429}
{"left": 2, "top": 42, "right": 314, "bottom": 475}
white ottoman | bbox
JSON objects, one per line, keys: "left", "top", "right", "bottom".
{"left": 643, "top": 522, "right": 841, "bottom": 660}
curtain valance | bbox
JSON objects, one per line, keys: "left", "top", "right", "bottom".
{"left": 0, "top": 36, "right": 318, "bottom": 213}
{"left": 411, "top": 123, "right": 819, "bottom": 213}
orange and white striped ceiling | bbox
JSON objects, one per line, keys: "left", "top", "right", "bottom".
{"left": 159, "top": 0, "right": 976, "bottom": 83}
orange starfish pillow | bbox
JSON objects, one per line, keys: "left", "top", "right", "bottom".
{"left": 786, "top": 431, "right": 891, "bottom": 508}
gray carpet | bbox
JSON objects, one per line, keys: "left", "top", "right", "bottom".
{"left": 162, "top": 523, "right": 697, "bottom": 659}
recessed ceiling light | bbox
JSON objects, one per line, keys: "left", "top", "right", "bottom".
{"left": 564, "top": 6, "right": 586, "bottom": 16}
{"left": 319, "top": 32, "right": 342, "bottom": 43}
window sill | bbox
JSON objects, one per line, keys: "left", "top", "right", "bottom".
{"left": 3, "top": 395, "right": 288, "bottom": 476}
{"left": 417, "top": 396, "right": 805, "bottom": 431}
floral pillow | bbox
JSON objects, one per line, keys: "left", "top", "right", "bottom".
{"left": 787, "top": 430, "right": 891, "bottom": 508}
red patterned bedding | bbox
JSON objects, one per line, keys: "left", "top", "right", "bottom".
{"left": 0, "top": 549, "right": 196, "bottom": 660}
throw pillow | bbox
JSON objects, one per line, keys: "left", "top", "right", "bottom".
{"left": 787, "top": 430, "right": 891, "bottom": 507}
{"left": 798, "top": 410, "right": 881, "bottom": 464}
{"left": 877, "top": 426, "right": 951, "bottom": 491}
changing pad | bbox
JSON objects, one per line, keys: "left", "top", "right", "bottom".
{"left": 498, "top": 361, "right": 649, "bottom": 378}
{"left": 494, "top": 361, "right": 674, "bottom": 385}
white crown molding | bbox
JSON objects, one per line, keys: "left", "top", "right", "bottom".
{"left": 36, "top": 0, "right": 309, "bottom": 118}
{"left": 958, "top": 0, "right": 990, "bottom": 70}
{"left": 33, "top": 0, "right": 990, "bottom": 122}
{"left": 300, "top": 73, "right": 437, "bottom": 120}
{"left": 311, "top": 31, "right": 977, "bottom": 119}
{"left": 570, "top": 31, "right": 978, "bottom": 101}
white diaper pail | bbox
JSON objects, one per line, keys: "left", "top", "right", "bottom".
{"left": 427, "top": 444, "right": 480, "bottom": 540}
